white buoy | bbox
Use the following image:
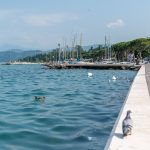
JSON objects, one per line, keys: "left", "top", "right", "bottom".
{"left": 112, "top": 75, "right": 117, "bottom": 80}
{"left": 88, "top": 72, "right": 93, "bottom": 77}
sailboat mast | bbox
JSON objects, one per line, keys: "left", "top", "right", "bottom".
{"left": 80, "top": 33, "right": 82, "bottom": 60}
{"left": 105, "top": 36, "right": 107, "bottom": 59}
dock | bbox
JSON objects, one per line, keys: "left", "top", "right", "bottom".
{"left": 104, "top": 64, "right": 150, "bottom": 150}
{"left": 44, "top": 63, "right": 140, "bottom": 70}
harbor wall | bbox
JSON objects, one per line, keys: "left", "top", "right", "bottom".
{"left": 104, "top": 65, "right": 150, "bottom": 150}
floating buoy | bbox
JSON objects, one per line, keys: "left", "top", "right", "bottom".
{"left": 88, "top": 72, "right": 93, "bottom": 77}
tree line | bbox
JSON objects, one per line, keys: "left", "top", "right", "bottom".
{"left": 19, "top": 38, "right": 150, "bottom": 63}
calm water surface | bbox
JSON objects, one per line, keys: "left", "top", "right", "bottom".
{"left": 0, "top": 65, "right": 137, "bottom": 150}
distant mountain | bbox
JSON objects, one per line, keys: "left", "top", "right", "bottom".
{"left": 0, "top": 44, "right": 27, "bottom": 51}
{"left": 0, "top": 49, "right": 44, "bottom": 62}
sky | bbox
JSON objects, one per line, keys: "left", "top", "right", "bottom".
{"left": 0, "top": 0, "right": 150, "bottom": 50}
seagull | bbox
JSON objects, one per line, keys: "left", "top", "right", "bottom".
{"left": 122, "top": 110, "right": 133, "bottom": 137}
{"left": 34, "top": 96, "right": 45, "bottom": 101}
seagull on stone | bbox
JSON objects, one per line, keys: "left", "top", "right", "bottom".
{"left": 122, "top": 110, "right": 133, "bottom": 137}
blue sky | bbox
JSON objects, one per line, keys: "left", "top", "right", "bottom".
{"left": 0, "top": 0, "right": 149, "bottom": 50}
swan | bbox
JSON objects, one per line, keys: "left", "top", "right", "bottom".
{"left": 112, "top": 75, "right": 117, "bottom": 80}
{"left": 88, "top": 72, "right": 93, "bottom": 77}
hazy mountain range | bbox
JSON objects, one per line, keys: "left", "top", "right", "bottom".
{"left": 0, "top": 49, "right": 43, "bottom": 62}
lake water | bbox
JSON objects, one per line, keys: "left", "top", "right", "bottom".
{"left": 0, "top": 64, "right": 137, "bottom": 150}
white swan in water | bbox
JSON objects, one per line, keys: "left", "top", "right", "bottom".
{"left": 88, "top": 72, "right": 93, "bottom": 77}
{"left": 112, "top": 75, "right": 117, "bottom": 80}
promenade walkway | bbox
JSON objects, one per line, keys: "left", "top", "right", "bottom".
{"left": 104, "top": 65, "right": 150, "bottom": 150}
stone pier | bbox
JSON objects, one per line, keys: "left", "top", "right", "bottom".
{"left": 104, "top": 65, "right": 150, "bottom": 150}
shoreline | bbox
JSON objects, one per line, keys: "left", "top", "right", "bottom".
{"left": 43, "top": 63, "right": 141, "bottom": 70}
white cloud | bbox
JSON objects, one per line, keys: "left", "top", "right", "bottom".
{"left": 22, "top": 13, "right": 79, "bottom": 27}
{"left": 107, "top": 19, "right": 125, "bottom": 29}
{"left": 0, "top": 9, "right": 79, "bottom": 27}
{"left": 0, "top": 10, "right": 14, "bottom": 19}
